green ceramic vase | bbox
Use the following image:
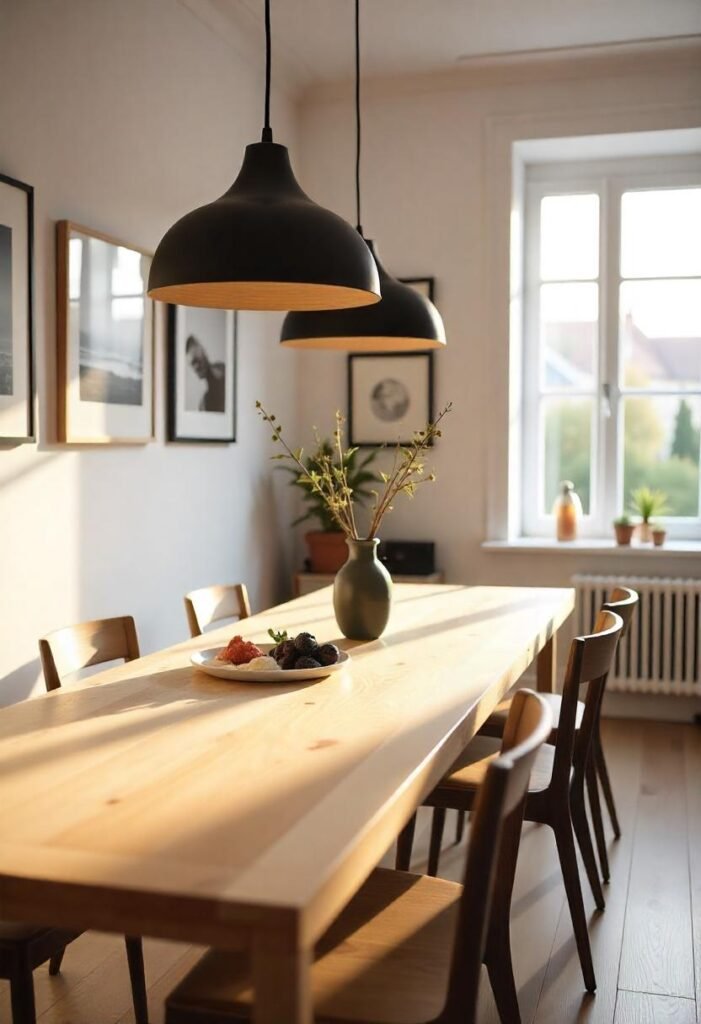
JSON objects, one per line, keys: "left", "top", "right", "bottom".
{"left": 333, "top": 538, "right": 392, "bottom": 640}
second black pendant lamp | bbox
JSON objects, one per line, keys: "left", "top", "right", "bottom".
{"left": 280, "top": 0, "right": 446, "bottom": 349}
{"left": 148, "top": 0, "right": 380, "bottom": 311}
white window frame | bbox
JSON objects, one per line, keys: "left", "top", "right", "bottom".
{"left": 522, "top": 154, "right": 701, "bottom": 540}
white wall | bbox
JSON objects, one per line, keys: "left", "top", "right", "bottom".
{"left": 296, "top": 47, "right": 701, "bottom": 591}
{"left": 0, "top": 0, "right": 302, "bottom": 704}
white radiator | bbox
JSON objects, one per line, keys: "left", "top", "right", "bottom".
{"left": 572, "top": 574, "right": 701, "bottom": 697}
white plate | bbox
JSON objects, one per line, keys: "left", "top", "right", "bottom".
{"left": 190, "top": 644, "right": 350, "bottom": 683}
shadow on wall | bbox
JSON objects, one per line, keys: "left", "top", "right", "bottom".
{"left": 0, "top": 657, "right": 43, "bottom": 708}
{"left": 249, "top": 468, "right": 293, "bottom": 609}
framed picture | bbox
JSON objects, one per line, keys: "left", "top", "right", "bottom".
{"left": 167, "top": 305, "right": 237, "bottom": 443}
{"left": 56, "top": 221, "right": 154, "bottom": 443}
{"left": 348, "top": 352, "right": 434, "bottom": 446}
{"left": 399, "top": 277, "right": 435, "bottom": 302}
{"left": 0, "top": 173, "right": 34, "bottom": 443}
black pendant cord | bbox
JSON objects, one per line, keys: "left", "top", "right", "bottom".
{"left": 262, "top": 0, "right": 273, "bottom": 142}
{"left": 354, "top": 0, "right": 362, "bottom": 234}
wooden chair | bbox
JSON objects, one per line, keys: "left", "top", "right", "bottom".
{"left": 6, "top": 616, "right": 150, "bottom": 1024}
{"left": 164, "top": 690, "right": 552, "bottom": 1024}
{"left": 471, "top": 586, "right": 638, "bottom": 883}
{"left": 184, "top": 583, "right": 251, "bottom": 638}
{"left": 397, "top": 611, "right": 624, "bottom": 994}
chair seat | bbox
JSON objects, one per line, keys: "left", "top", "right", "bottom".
{"left": 166, "top": 868, "right": 461, "bottom": 1024}
{"left": 480, "top": 692, "right": 583, "bottom": 739}
{"left": 0, "top": 921, "right": 51, "bottom": 943}
{"left": 438, "top": 735, "right": 556, "bottom": 795}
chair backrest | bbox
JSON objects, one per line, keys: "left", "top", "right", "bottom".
{"left": 552, "top": 609, "right": 624, "bottom": 785}
{"left": 440, "top": 690, "right": 552, "bottom": 1023}
{"left": 184, "top": 583, "right": 251, "bottom": 638}
{"left": 603, "top": 585, "right": 638, "bottom": 637}
{"left": 38, "top": 616, "right": 140, "bottom": 692}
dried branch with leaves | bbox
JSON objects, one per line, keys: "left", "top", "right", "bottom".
{"left": 256, "top": 400, "right": 451, "bottom": 540}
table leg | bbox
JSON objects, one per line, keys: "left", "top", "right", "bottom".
{"left": 252, "top": 933, "right": 312, "bottom": 1024}
{"left": 536, "top": 633, "right": 557, "bottom": 693}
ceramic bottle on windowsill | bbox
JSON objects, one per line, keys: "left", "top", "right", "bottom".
{"left": 553, "top": 481, "right": 582, "bottom": 542}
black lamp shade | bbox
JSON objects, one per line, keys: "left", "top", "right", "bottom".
{"left": 280, "top": 240, "right": 446, "bottom": 349}
{"left": 148, "top": 143, "right": 381, "bottom": 311}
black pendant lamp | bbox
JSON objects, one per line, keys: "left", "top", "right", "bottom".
{"left": 280, "top": 0, "right": 446, "bottom": 349}
{"left": 148, "top": 0, "right": 380, "bottom": 311}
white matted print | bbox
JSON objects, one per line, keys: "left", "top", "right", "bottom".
{"left": 0, "top": 174, "right": 33, "bottom": 442}
{"left": 348, "top": 352, "right": 434, "bottom": 446}
{"left": 57, "top": 222, "right": 154, "bottom": 443}
{"left": 168, "top": 305, "right": 236, "bottom": 443}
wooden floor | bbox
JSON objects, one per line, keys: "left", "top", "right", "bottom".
{"left": 1, "top": 719, "right": 699, "bottom": 1024}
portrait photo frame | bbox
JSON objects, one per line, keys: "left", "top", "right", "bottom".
{"left": 348, "top": 351, "right": 434, "bottom": 447}
{"left": 167, "top": 305, "right": 237, "bottom": 444}
{"left": 0, "top": 172, "right": 34, "bottom": 444}
{"left": 56, "top": 221, "right": 154, "bottom": 444}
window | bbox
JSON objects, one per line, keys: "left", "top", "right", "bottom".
{"left": 522, "top": 156, "right": 701, "bottom": 538}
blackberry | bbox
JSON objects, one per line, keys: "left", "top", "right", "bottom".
{"left": 317, "top": 643, "right": 340, "bottom": 666}
{"left": 280, "top": 651, "right": 298, "bottom": 670}
{"left": 295, "top": 656, "right": 322, "bottom": 669}
{"left": 294, "top": 632, "right": 318, "bottom": 656}
{"left": 274, "top": 639, "right": 296, "bottom": 663}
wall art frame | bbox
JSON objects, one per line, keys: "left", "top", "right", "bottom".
{"left": 0, "top": 172, "right": 35, "bottom": 444}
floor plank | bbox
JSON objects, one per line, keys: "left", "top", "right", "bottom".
{"left": 613, "top": 990, "right": 697, "bottom": 1024}
{"left": 533, "top": 719, "right": 645, "bottom": 1024}
{"left": 683, "top": 726, "right": 701, "bottom": 1022}
{"left": 617, "top": 722, "right": 695, "bottom": 999}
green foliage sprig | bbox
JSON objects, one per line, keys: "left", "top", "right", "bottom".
{"left": 256, "top": 401, "right": 452, "bottom": 541}
{"left": 629, "top": 486, "right": 670, "bottom": 523}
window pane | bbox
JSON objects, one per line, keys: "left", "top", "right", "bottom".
{"left": 620, "top": 280, "right": 701, "bottom": 389}
{"left": 541, "top": 283, "right": 598, "bottom": 389}
{"left": 542, "top": 397, "right": 593, "bottom": 515}
{"left": 621, "top": 188, "right": 701, "bottom": 278}
{"left": 623, "top": 395, "right": 701, "bottom": 518}
{"left": 540, "top": 194, "right": 599, "bottom": 281}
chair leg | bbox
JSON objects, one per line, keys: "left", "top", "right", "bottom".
{"left": 552, "top": 815, "right": 597, "bottom": 992}
{"left": 10, "top": 966, "right": 37, "bottom": 1024}
{"left": 48, "top": 947, "right": 66, "bottom": 976}
{"left": 570, "top": 777, "right": 605, "bottom": 912}
{"left": 586, "top": 755, "right": 610, "bottom": 883}
{"left": 455, "top": 809, "right": 466, "bottom": 844}
{"left": 125, "top": 936, "right": 148, "bottom": 1024}
{"left": 395, "top": 813, "right": 417, "bottom": 871}
{"left": 428, "top": 807, "right": 446, "bottom": 877}
{"left": 595, "top": 732, "right": 621, "bottom": 839}
{"left": 484, "top": 807, "right": 523, "bottom": 1024}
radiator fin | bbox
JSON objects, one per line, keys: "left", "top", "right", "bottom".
{"left": 572, "top": 575, "right": 701, "bottom": 697}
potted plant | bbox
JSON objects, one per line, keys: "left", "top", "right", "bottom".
{"left": 651, "top": 523, "right": 667, "bottom": 547}
{"left": 629, "top": 487, "right": 670, "bottom": 543}
{"left": 257, "top": 400, "right": 451, "bottom": 640}
{"left": 613, "top": 514, "right": 635, "bottom": 546}
{"left": 281, "top": 441, "right": 381, "bottom": 574}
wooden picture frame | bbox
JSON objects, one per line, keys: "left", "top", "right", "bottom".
{"left": 0, "top": 172, "right": 34, "bottom": 444}
{"left": 166, "top": 304, "right": 237, "bottom": 444}
{"left": 56, "top": 221, "right": 154, "bottom": 444}
{"left": 348, "top": 351, "right": 435, "bottom": 447}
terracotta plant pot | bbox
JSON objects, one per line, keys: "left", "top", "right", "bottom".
{"left": 304, "top": 531, "right": 348, "bottom": 573}
{"left": 652, "top": 529, "right": 667, "bottom": 548}
{"left": 614, "top": 523, "right": 635, "bottom": 546}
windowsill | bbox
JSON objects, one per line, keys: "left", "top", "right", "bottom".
{"left": 482, "top": 538, "right": 701, "bottom": 556}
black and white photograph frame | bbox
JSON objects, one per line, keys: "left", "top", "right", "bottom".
{"left": 167, "top": 305, "right": 237, "bottom": 443}
{"left": 348, "top": 351, "right": 434, "bottom": 447}
{"left": 0, "top": 172, "right": 34, "bottom": 444}
{"left": 399, "top": 276, "right": 435, "bottom": 302}
{"left": 57, "top": 221, "right": 154, "bottom": 444}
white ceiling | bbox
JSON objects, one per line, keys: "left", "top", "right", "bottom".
{"left": 211, "top": 0, "right": 701, "bottom": 92}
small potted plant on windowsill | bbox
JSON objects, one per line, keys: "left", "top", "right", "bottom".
{"left": 281, "top": 441, "right": 381, "bottom": 574}
{"left": 630, "top": 487, "right": 670, "bottom": 543}
{"left": 651, "top": 523, "right": 667, "bottom": 548}
{"left": 613, "top": 514, "right": 635, "bottom": 546}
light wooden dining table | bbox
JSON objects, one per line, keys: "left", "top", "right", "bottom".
{"left": 0, "top": 582, "right": 573, "bottom": 1023}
